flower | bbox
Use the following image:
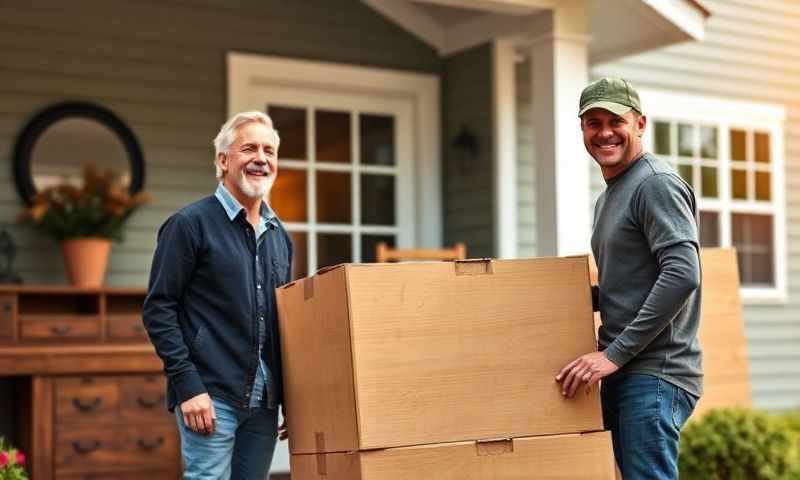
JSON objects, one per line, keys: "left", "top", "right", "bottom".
{"left": 18, "top": 162, "right": 151, "bottom": 242}
{"left": 0, "top": 452, "right": 7, "bottom": 467}
{"left": 14, "top": 453, "right": 23, "bottom": 466}
{"left": 0, "top": 437, "right": 28, "bottom": 479}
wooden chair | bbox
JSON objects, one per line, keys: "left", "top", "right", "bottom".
{"left": 375, "top": 242, "right": 467, "bottom": 263}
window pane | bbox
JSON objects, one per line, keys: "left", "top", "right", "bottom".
{"left": 678, "top": 124, "right": 694, "bottom": 157}
{"left": 361, "top": 174, "right": 395, "bottom": 226}
{"left": 699, "top": 211, "right": 720, "bottom": 247}
{"left": 316, "top": 110, "right": 351, "bottom": 163}
{"left": 701, "top": 166, "right": 718, "bottom": 198}
{"left": 756, "top": 171, "right": 771, "bottom": 201}
{"left": 316, "top": 171, "right": 351, "bottom": 223}
{"left": 270, "top": 168, "right": 307, "bottom": 222}
{"left": 362, "top": 234, "right": 395, "bottom": 263}
{"left": 289, "top": 231, "right": 308, "bottom": 280}
{"left": 268, "top": 105, "right": 306, "bottom": 160}
{"left": 732, "top": 213, "right": 774, "bottom": 286}
{"left": 700, "top": 126, "right": 718, "bottom": 159}
{"left": 677, "top": 164, "right": 694, "bottom": 187}
{"left": 318, "top": 233, "right": 351, "bottom": 269}
{"left": 731, "top": 169, "right": 747, "bottom": 199}
{"left": 755, "top": 132, "right": 770, "bottom": 163}
{"left": 654, "top": 121, "right": 671, "bottom": 155}
{"left": 730, "top": 129, "right": 746, "bottom": 161}
{"left": 360, "top": 114, "right": 395, "bottom": 166}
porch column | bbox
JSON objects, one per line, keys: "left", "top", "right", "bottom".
{"left": 529, "top": 0, "right": 592, "bottom": 256}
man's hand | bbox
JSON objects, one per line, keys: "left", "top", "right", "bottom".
{"left": 180, "top": 393, "right": 216, "bottom": 435}
{"left": 556, "top": 351, "right": 619, "bottom": 398}
{"left": 278, "top": 407, "right": 289, "bottom": 441}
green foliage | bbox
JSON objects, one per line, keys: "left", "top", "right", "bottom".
{"left": 0, "top": 437, "right": 28, "bottom": 480}
{"left": 680, "top": 408, "right": 797, "bottom": 480}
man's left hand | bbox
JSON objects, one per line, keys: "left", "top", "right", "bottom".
{"left": 556, "top": 351, "right": 619, "bottom": 398}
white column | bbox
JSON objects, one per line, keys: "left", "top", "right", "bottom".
{"left": 493, "top": 38, "right": 518, "bottom": 259}
{"left": 529, "top": 0, "right": 592, "bottom": 257}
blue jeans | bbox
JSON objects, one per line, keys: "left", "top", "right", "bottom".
{"left": 175, "top": 398, "right": 278, "bottom": 480}
{"left": 601, "top": 374, "right": 697, "bottom": 480}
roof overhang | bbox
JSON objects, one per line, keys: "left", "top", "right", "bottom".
{"left": 363, "top": 0, "right": 709, "bottom": 60}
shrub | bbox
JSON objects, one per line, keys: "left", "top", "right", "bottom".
{"left": 679, "top": 408, "right": 794, "bottom": 480}
{"left": 0, "top": 437, "right": 27, "bottom": 480}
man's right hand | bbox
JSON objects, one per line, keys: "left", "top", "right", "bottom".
{"left": 180, "top": 393, "right": 216, "bottom": 435}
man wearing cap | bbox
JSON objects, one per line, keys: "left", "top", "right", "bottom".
{"left": 556, "top": 78, "right": 702, "bottom": 480}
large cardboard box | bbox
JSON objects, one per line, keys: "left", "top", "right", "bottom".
{"left": 692, "top": 248, "right": 752, "bottom": 418}
{"left": 276, "top": 256, "right": 602, "bottom": 454}
{"left": 290, "top": 431, "right": 616, "bottom": 480}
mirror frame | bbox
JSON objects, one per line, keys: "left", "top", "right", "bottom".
{"left": 12, "top": 101, "right": 145, "bottom": 206}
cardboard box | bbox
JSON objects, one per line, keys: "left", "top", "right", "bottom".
{"left": 692, "top": 248, "right": 752, "bottom": 418}
{"left": 290, "top": 431, "right": 616, "bottom": 480}
{"left": 276, "top": 256, "right": 602, "bottom": 454}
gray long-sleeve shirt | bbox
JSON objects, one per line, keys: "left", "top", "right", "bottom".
{"left": 592, "top": 152, "right": 703, "bottom": 397}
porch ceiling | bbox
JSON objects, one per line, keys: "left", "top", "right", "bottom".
{"left": 364, "top": 0, "right": 709, "bottom": 60}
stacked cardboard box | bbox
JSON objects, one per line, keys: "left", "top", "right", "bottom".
{"left": 277, "top": 256, "right": 615, "bottom": 479}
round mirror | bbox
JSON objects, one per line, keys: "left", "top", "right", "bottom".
{"left": 12, "top": 102, "right": 145, "bottom": 205}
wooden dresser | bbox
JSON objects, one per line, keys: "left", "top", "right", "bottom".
{"left": 0, "top": 285, "right": 180, "bottom": 480}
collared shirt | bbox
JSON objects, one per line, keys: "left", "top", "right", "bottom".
{"left": 215, "top": 183, "right": 278, "bottom": 409}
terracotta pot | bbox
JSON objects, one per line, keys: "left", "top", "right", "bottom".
{"left": 61, "top": 237, "right": 111, "bottom": 287}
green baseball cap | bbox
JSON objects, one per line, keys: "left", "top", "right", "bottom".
{"left": 578, "top": 77, "right": 642, "bottom": 116}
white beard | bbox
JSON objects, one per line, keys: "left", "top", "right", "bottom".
{"left": 236, "top": 169, "right": 273, "bottom": 198}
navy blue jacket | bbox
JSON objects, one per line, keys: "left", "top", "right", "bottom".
{"left": 143, "top": 195, "right": 293, "bottom": 411}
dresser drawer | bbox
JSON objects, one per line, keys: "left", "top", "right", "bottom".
{"left": 55, "top": 377, "right": 120, "bottom": 424}
{"left": 59, "top": 470, "right": 177, "bottom": 480}
{"left": 107, "top": 314, "right": 148, "bottom": 340}
{"left": 0, "top": 294, "right": 15, "bottom": 339}
{"left": 20, "top": 315, "right": 100, "bottom": 340}
{"left": 55, "top": 424, "right": 178, "bottom": 470}
{"left": 120, "top": 375, "right": 171, "bottom": 422}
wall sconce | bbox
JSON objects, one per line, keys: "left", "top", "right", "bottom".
{"left": 451, "top": 125, "right": 479, "bottom": 174}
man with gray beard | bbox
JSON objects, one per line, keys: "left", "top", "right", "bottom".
{"left": 143, "top": 111, "right": 293, "bottom": 479}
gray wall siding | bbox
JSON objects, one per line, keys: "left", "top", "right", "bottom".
{"left": 0, "top": 0, "right": 439, "bottom": 286}
{"left": 515, "top": 58, "right": 536, "bottom": 258}
{"left": 442, "top": 43, "right": 494, "bottom": 258}
{"left": 592, "top": 0, "right": 800, "bottom": 410}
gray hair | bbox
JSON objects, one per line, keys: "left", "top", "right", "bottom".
{"left": 212, "top": 111, "right": 280, "bottom": 179}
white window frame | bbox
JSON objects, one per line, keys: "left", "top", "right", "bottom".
{"left": 641, "top": 89, "right": 787, "bottom": 304}
{"left": 226, "top": 52, "right": 442, "bottom": 252}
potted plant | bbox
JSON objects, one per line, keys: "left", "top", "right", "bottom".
{"left": 0, "top": 437, "right": 27, "bottom": 480}
{"left": 19, "top": 162, "right": 151, "bottom": 287}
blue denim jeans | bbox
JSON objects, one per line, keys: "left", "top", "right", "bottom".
{"left": 601, "top": 373, "right": 698, "bottom": 480}
{"left": 175, "top": 398, "right": 278, "bottom": 480}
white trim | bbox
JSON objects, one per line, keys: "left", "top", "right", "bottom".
{"left": 641, "top": 0, "right": 707, "bottom": 41}
{"left": 493, "top": 38, "right": 518, "bottom": 259}
{"left": 228, "top": 52, "right": 442, "bottom": 250}
{"left": 642, "top": 89, "right": 788, "bottom": 304}
{"left": 362, "top": 0, "right": 445, "bottom": 52}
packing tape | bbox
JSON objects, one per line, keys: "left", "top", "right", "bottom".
{"left": 315, "top": 431, "right": 326, "bottom": 452}
{"left": 304, "top": 277, "right": 314, "bottom": 300}
{"left": 476, "top": 438, "right": 513, "bottom": 456}
{"left": 316, "top": 453, "right": 327, "bottom": 476}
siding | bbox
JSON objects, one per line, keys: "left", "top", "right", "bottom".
{"left": 515, "top": 57, "right": 537, "bottom": 257}
{"left": 591, "top": 0, "right": 800, "bottom": 410}
{"left": 442, "top": 43, "right": 495, "bottom": 258}
{"left": 0, "top": 0, "right": 439, "bottom": 287}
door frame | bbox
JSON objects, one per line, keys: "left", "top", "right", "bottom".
{"left": 227, "top": 52, "right": 442, "bottom": 250}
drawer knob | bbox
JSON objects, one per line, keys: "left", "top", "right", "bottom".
{"left": 72, "top": 397, "right": 102, "bottom": 412}
{"left": 72, "top": 439, "right": 101, "bottom": 454}
{"left": 51, "top": 324, "right": 72, "bottom": 336}
{"left": 137, "top": 436, "right": 164, "bottom": 451}
{"left": 137, "top": 395, "right": 161, "bottom": 409}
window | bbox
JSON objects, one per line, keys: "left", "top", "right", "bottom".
{"left": 643, "top": 90, "right": 786, "bottom": 302}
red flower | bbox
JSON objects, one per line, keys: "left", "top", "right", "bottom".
{"left": 15, "top": 451, "right": 24, "bottom": 465}
{"left": 0, "top": 451, "right": 8, "bottom": 467}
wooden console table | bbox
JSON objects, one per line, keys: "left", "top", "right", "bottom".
{"left": 0, "top": 285, "right": 180, "bottom": 480}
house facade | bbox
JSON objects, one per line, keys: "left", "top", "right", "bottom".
{"left": 0, "top": 0, "right": 796, "bottom": 474}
